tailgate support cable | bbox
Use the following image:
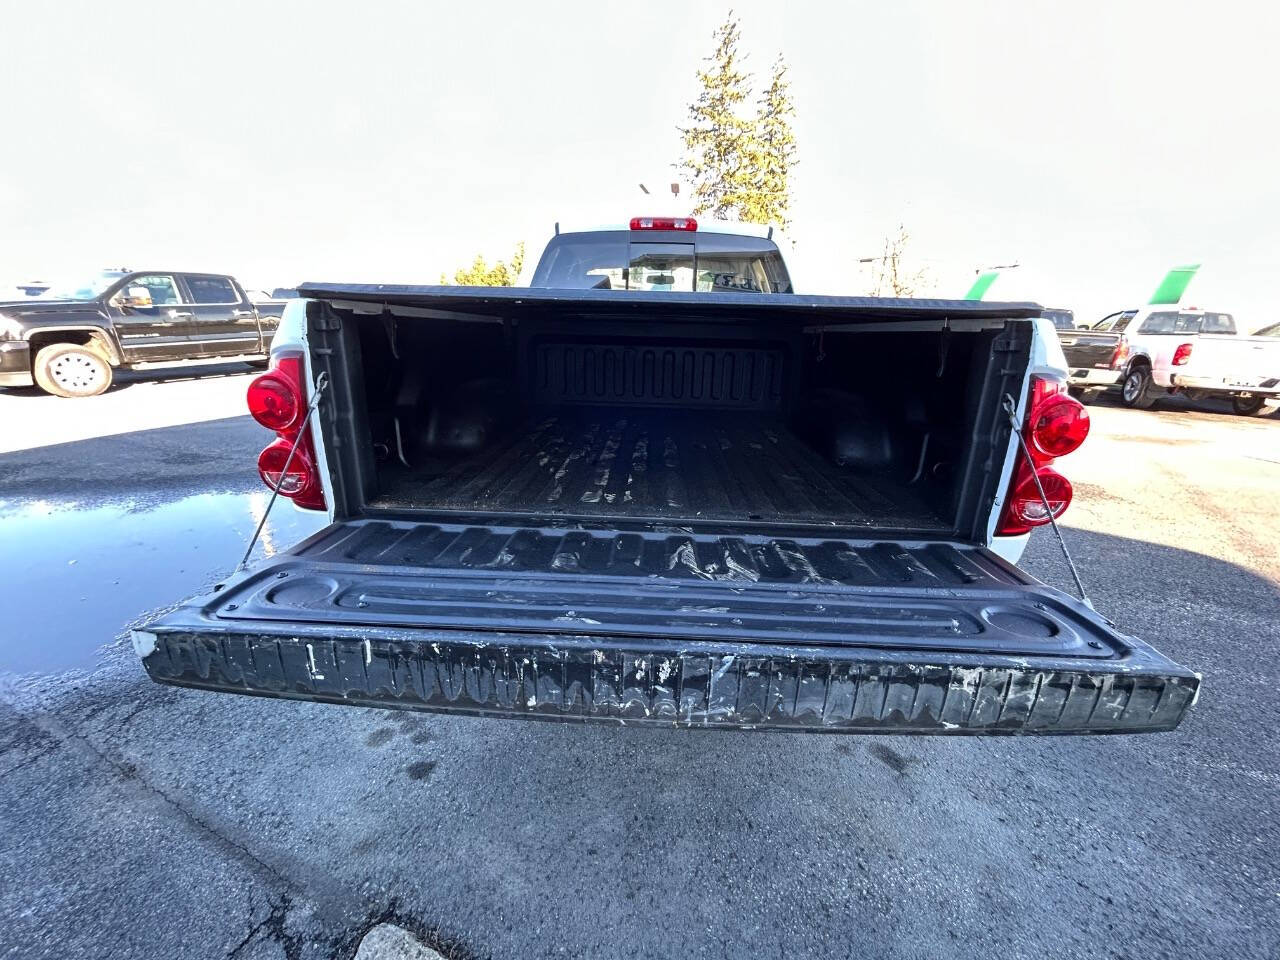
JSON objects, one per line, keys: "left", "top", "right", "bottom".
{"left": 1002, "top": 394, "right": 1093, "bottom": 609}
{"left": 235, "top": 371, "right": 330, "bottom": 573}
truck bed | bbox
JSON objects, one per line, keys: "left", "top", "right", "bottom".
{"left": 371, "top": 410, "right": 947, "bottom": 532}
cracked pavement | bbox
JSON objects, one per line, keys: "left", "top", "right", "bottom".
{"left": 1, "top": 374, "right": 1277, "bottom": 959}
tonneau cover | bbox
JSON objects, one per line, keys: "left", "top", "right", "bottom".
{"left": 296, "top": 282, "right": 1045, "bottom": 324}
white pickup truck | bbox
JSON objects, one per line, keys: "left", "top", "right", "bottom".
{"left": 131, "top": 220, "right": 1199, "bottom": 736}
{"left": 1108, "top": 309, "right": 1280, "bottom": 414}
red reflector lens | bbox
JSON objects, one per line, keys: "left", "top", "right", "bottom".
{"left": 257, "top": 439, "right": 316, "bottom": 496}
{"left": 1029, "top": 396, "right": 1090, "bottom": 458}
{"left": 630, "top": 216, "right": 697, "bottom": 231}
{"left": 1172, "top": 342, "right": 1193, "bottom": 366}
{"left": 246, "top": 374, "right": 300, "bottom": 431}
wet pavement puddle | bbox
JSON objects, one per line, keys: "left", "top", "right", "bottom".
{"left": 0, "top": 492, "right": 324, "bottom": 674}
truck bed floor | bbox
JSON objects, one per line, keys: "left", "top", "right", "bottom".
{"left": 372, "top": 411, "right": 946, "bottom": 531}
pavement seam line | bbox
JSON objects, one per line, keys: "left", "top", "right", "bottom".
{"left": 0, "top": 698, "right": 298, "bottom": 891}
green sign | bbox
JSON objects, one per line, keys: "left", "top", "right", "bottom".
{"left": 964, "top": 271, "right": 1000, "bottom": 301}
{"left": 1148, "top": 264, "right": 1200, "bottom": 305}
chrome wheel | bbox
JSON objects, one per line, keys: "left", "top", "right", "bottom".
{"left": 1122, "top": 373, "right": 1141, "bottom": 403}
{"left": 1120, "top": 366, "right": 1154, "bottom": 409}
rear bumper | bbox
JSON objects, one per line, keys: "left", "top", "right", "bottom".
{"left": 1170, "top": 373, "right": 1280, "bottom": 395}
{"left": 0, "top": 340, "right": 33, "bottom": 387}
{"left": 135, "top": 621, "right": 1199, "bottom": 736}
{"left": 1068, "top": 367, "right": 1122, "bottom": 388}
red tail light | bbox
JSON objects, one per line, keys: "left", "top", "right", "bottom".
{"left": 1004, "top": 467, "right": 1074, "bottom": 529}
{"left": 246, "top": 359, "right": 302, "bottom": 431}
{"left": 997, "top": 376, "right": 1088, "bottom": 536}
{"left": 1109, "top": 338, "right": 1129, "bottom": 370}
{"left": 1029, "top": 393, "right": 1090, "bottom": 458}
{"left": 257, "top": 438, "right": 317, "bottom": 496}
{"left": 630, "top": 216, "right": 697, "bottom": 231}
{"left": 246, "top": 352, "right": 326, "bottom": 511}
{"left": 1172, "top": 342, "right": 1193, "bottom": 366}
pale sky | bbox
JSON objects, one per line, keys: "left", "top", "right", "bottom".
{"left": 3, "top": 0, "right": 1278, "bottom": 329}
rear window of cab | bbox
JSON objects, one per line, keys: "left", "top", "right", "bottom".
{"left": 1138, "top": 311, "right": 1236, "bottom": 335}
{"left": 531, "top": 230, "right": 792, "bottom": 293}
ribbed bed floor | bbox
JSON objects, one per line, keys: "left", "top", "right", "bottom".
{"left": 373, "top": 411, "right": 946, "bottom": 530}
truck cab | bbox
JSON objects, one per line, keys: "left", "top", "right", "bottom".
{"left": 529, "top": 218, "right": 794, "bottom": 293}
{"left": 0, "top": 270, "right": 284, "bottom": 397}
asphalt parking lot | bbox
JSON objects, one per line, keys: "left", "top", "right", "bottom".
{"left": 1, "top": 371, "right": 1277, "bottom": 960}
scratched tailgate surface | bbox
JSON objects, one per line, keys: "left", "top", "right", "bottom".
{"left": 204, "top": 519, "right": 1123, "bottom": 658}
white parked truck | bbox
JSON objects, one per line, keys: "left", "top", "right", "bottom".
{"left": 133, "top": 220, "right": 1199, "bottom": 735}
{"left": 1069, "top": 307, "right": 1280, "bottom": 415}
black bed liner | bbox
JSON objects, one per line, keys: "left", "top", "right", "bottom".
{"left": 212, "top": 520, "right": 1111, "bottom": 656}
{"left": 138, "top": 519, "right": 1200, "bottom": 734}
{"left": 373, "top": 411, "right": 946, "bottom": 531}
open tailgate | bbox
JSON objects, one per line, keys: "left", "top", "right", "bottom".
{"left": 135, "top": 519, "right": 1199, "bottom": 735}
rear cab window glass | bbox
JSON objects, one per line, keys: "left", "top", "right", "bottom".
{"left": 532, "top": 233, "right": 629, "bottom": 289}
{"left": 1137, "top": 311, "right": 1181, "bottom": 334}
{"left": 1199, "top": 312, "right": 1236, "bottom": 334}
{"left": 531, "top": 229, "right": 792, "bottom": 293}
{"left": 629, "top": 243, "right": 695, "bottom": 291}
{"left": 1041, "top": 309, "right": 1075, "bottom": 331}
{"left": 692, "top": 231, "right": 791, "bottom": 293}
{"left": 184, "top": 275, "right": 239, "bottom": 304}
{"left": 1137, "top": 311, "right": 1237, "bottom": 335}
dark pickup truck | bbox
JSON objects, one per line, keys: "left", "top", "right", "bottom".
{"left": 0, "top": 270, "right": 284, "bottom": 397}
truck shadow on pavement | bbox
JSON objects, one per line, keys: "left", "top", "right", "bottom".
{"left": 1085, "top": 387, "right": 1280, "bottom": 420}
{"left": 2, "top": 521, "right": 1277, "bottom": 959}
{"left": 108, "top": 361, "right": 263, "bottom": 392}
{"left": 0, "top": 361, "right": 260, "bottom": 399}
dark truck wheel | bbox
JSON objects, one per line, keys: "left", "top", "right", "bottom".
{"left": 1121, "top": 365, "right": 1155, "bottom": 409}
{"left": 32, "top": 343, "right": 113, "bottom": 398}
{"left": 1231, "top": 394, "right": 1269, "bottom": 416}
